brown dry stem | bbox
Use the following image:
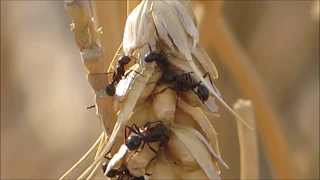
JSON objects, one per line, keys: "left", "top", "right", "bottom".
{"left": 234, "top": 99, "right": 259, "bottom": 179}
{"left": 197, "top": 1, "right": 295, "bottom": 178}
{"left": 64, "top": 0, "right": 117, "bottom": 136}
{"left": 211, "top": 16, "right": 295, "bottom": 178}
{"left": 62, "top": 0, "right": 119, "bottom": 179}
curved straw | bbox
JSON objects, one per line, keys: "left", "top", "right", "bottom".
{"left": 86, "top": 159, "right": 102, "bottom": 180}
{"left": 210, "top": 16, "right": 295, "bottom": 179}
{"left": 59, "top": 132, "right": 104, "bottom": 179}
{"left": 197, "top": 1, "right": 295, "bottom": 178}
{"left": 85, "top": 133, "right": 107, "bottom": 179}
{"left": 234, "top": 99, "right": 259, "bottom": 179}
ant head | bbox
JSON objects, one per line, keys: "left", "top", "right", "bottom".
{"left": 197, "top": 85, "right": 209, "bottom": 101}
{"left": 144, "top": 52, "right": 159, "bottom": 63}
{"left": 118, "top": 56, "right": 131, "bottom": 65}
{"left": 106, "top": 84, "right": 116, "bottom": 96}
{"left": 125, "top": 135, "right": 143, "bottom": 151}
{"left": 102, "top": 162, "right": 108, "bottom": 173}
{"left": 106, "top": 169, "right": 118, "bottom": 178}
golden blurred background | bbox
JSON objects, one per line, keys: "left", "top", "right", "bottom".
{"left": 1, "top": 0, "right": 319, "bottom": 179}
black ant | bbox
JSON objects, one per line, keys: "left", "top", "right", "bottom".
{"left": 124, "top": 121, "right": 169, "bottom": 173}
{"left": 143, "top": 43, "right": 171, "bottom": 71}
{"left": 102, "top": 162, "right": 144, "bottom": 180}
{"left": 153, "top": 70, "right": 213, "bottom": 105}
{"left": 105, "top": 55, "right": 135, "bottom": 96}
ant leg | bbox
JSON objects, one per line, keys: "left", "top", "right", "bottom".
{"left": 147, "top": 142, "right": 159, "bottom": 156}
{"left": 146, "top": 42, "right": 152, "bottom": 52}
{"left": 89, "top": 71, "right": 114, "bottom": 75}
{"left": 145, "top": 143, "right": 159, "bottom": 175}
{"left": 86, "top": 104, "right": 95, "bottom": 109}
{"left": 153, "top": 86, "right": 177, "bottom": 96}
{"left": 132, "top": 123, "right": 142, "bottom": 134}
{"left": 119, "top": 173, "right": 124, "bottom": 180}
{"left": 125, "top": 124, "right": 140, "bottom": 139}
{"left": 123, "top": 70, "right": 145, "bottom": 78}
{"left": 186, "top": 72, "right": 194, "bottom": 82}
{"left": 202, "top": 72, "right": 221, "bottom": 97}
{"left": 104, "top": 149, "right": 112, "bottom": 160}
{"left": 146, "top": 81, "right": 158, "bottom": 86}
{"left": 160, "top": 136, "right": 169, "bottom": 147}
{"left": 135, "top": 42, "right": 150, "bottom": 52}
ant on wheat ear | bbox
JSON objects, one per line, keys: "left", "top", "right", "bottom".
{"left": 124, "top": 121, "right": 169, "bottom": 176}
{"left": 152, "top": 70, "right": 219, "bottom": 112}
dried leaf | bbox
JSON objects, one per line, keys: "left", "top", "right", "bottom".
{"left": 171, "top": 123, "right": 229, "bottom": 169}
{"left": 170, "top": 125, "right": 221, "bottom": 179}
{"left": 152, "top": 84, "right": 177, "bottom": 124}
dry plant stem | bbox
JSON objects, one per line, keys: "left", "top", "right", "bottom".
{"left": 86, "top": 160, "right": 101, "bottom": 180}
{"left": 92, "top": 1, "right": 126, "bottom": 72}
{"left": 234, "top": 99, "right": 259, "bottom": 179}
{"left": 64, "top": 0, "right": 117, "bottom": 136}
{"left": 211, "top": 16, "right": 295, "bottom": 178}
{"left": 59, "top": 132, "right": 104, "bottom": 180}
{"left": 195, "top": 0, "right": 223, "bottom": 47}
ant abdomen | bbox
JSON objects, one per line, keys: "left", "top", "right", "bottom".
{"left": 106, "top": 84, "right": 116, "bottom": 96}
{"left": 118, "top": 55, "right": 131, "bottom": 65}
{"left": 197, "top": 85, "right": 209, "bottom": 101}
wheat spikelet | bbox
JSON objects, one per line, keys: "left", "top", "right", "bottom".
{"left": 61, "top": 0, "right": 258, "bottom": 179}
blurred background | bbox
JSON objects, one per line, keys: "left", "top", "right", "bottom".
{"left": 1, "top": 0, "right": 319, "bottom": 179}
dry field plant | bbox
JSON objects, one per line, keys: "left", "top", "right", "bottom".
{"left": 1, "top": 0, "right": 318, "bottom": 179}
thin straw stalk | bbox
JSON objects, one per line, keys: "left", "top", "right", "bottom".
{"left": 234, "top": 99, "right": 259, "bottom": 179}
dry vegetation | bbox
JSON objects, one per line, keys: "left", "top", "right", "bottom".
{"left": 1, "top": 0, "right": 319, "bottom": 179}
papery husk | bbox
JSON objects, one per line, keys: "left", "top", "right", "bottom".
{"left": 177, "top": 98, "right": 222, "bottom": 173}
{"left": 125, "top": 102, "right": 151, "bottom": 128}
{"left": 174, "top": 164, "right": 209, "bottom": 180}
{"left": 149, "top": 151, "right": 182, "bottom": 179}
{"left": 86, "top": 67, "right": 157, "bottom": 178}
{"left": 170, "top": 125, "right": 221, "bottom": 179}
{"left": 178, "top": 90, "right": 202, "bottom": 107}
{"left": 177, "top": 0, "right": 198, "bottom": 27}
{"left": 187, "top": 59, "right": 252, "bottom": 129}
{"left": 151, "top": 0, "right": 192, "bottom": 60}
{"left": 171, "top": 123, "right": 228, "bottom": 169}
{"left": 174, "top": 107, "right": 198, "bottom": 129}
{"left": 117, "top": 66, "right": 155, "bottom": 126}
{"left": 166, "top": 131, "right": 199, "bottom": 172}
{"left": 163, "top": 0, "right": 199, "bottom": 49}
{"left": 151, "top": 83, "right": 177, "bottom": 125}
{"left": 177, "top": 99, "right": 221, "bottom": 156}
{"left": 137, "top": 67, "right": 163, "bottom": 104}
{"left": 125, "top": 142, "right": 161, "bottom": 177}
{"left": 123, "top": 0, "right": 157, "bottom": 56}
